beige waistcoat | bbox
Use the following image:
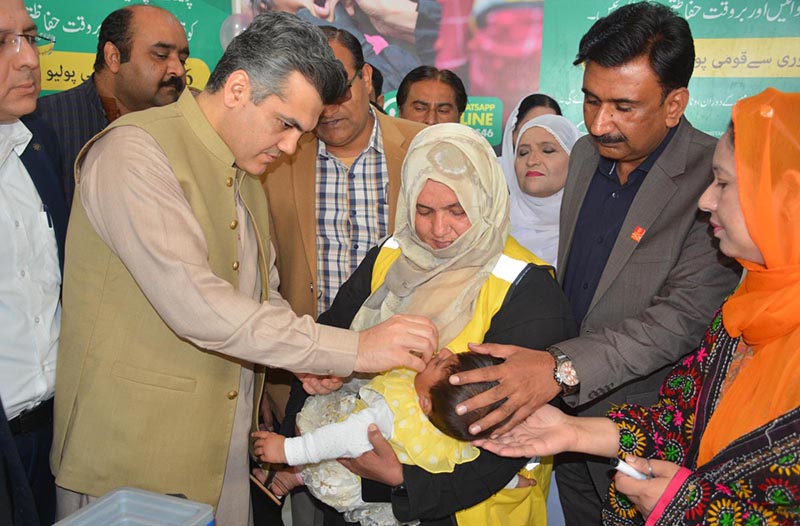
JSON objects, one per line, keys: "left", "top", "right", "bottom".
{"left": 51, "top": 92, "right": 269, "bottom": 507}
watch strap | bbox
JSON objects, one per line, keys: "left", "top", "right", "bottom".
{"left": 546, "top": 346, "right": 579, "bottom": 395}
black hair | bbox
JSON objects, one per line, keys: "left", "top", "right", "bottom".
{"left": 370, "top": 63, "right": 384, "bottom": 97}
{"left": 513, "top": 93, "right": 562, "bottom": 132}
{"left": 428, "top": 352, "right": 509, "bottom": 440}
{"left": 396, "top": 65, "right": 468, "bottom": 115}
{"left": 94, "top": 6, "right": 135, "bottom": 72}
{"left": 319, "top": 25, "right": 365, "bottom": 71}
{"left": 573, "top": 1, "right": 695, "bottom": 100}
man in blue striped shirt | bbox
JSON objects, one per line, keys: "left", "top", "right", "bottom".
{"left": 265, "top": 26, "right": 425, "bottom": 327}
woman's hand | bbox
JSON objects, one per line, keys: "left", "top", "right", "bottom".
{"left": 614, "top": 456, "right": 681, "bottom": 519}
{"left": 473, "top": 404, "right": 575, "bottom": 457}
{"left": 474, "top": 407, "right": 620, "bottom": 459}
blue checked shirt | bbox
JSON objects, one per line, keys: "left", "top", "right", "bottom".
{"left": 315, "top": 112, "right": 390, "bottom": 314}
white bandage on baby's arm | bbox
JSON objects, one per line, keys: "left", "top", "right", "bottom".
{"left": 284, "top": 397, "right": 394, "bottom": 466}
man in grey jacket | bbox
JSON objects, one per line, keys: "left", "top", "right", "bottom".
{"left": 448, "top": 3, "right": 741, "bottom": 524}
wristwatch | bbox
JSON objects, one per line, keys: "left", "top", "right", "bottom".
{"left": 546, "top": 347, "right": 580, "bottom": 395}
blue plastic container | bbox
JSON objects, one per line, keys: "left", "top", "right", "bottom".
{"left": 54, "top": 487, "right": 215, "bottom": 526}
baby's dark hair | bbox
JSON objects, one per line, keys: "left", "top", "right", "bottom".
{"left": 428, "top": 352, "right": 509, "bottom": 440}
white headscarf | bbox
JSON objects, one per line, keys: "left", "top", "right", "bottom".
{"left": 503, "top": 114, "right": 582, "bottom": 268}
{"left": 351, "top": 123, "right": 509, "bottom": 346}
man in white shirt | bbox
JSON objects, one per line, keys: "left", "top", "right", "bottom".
{"left": 0, "top": 1, "right": 68, "bottom": 524}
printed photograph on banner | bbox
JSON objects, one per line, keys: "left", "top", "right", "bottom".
{"left": 252, "top": 0, "right": 546, "bottom": 146}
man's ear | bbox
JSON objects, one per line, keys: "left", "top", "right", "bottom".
{"left": 664, "top": 87, "right": 689, "bottom": 128}
{"left": 222, "top": 70, "right": 250, "bottom": 109}
{"left": 361, "top": 62, "right": 374, "bottom": 100}
{"left": 104, "top": 42, "right": 121, "bottom": 73}
{"left": 419, "top": 394, "right": 432, "bottom": 416}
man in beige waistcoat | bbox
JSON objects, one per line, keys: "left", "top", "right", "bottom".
{"left": 51, "top": 12, "right": 437, "bottom": 526}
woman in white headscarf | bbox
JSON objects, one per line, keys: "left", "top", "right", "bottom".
{"left": 266, "top": 123, "right": 576, "bottom": 526}
{"left": 501, "top": 94, "right": 563, "bottom": 160}
{"left": 502, "top": 114, "right": 582, "bottom": 268}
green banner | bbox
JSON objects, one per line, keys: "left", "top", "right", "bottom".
{"left": 540, "top": 0, "right": 800, "bottom": 137}
{"left": 26, "top": 0, "right": 229, "bottom": 95}
{"left": 384, "top": 90, "right": 503, "bottom": 147}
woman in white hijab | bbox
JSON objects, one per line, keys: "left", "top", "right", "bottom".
{"left": 501, "top": 114, "right": 582, "bottom": 268}
{"left": 501, "top": 94, "right": 563, "bottom": 161}
{"left": 269, "top": 123, "right": 576, "bottom": 526}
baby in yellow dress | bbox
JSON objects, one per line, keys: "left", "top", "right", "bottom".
{"left": 253, "top": 350, "right": 540, "bottom": 526}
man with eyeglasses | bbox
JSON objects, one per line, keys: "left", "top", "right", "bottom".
{"left": 0, "top": 1, "right": 67, "bottom": 524}
{"left": 266, "top": 26, "right": 425, "bottom": 324}
{"left": 36, "top": 4, "right": 189, "bottom": 208}
{"left": 262, "top": 25, "right": 425, "bottom": 525}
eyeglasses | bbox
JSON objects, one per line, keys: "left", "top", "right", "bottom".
{"left": 1, "top": 33, "right": 56, "bottom": 56}
{"left": 334, "top": 66, "right": 362, "bottom": 105}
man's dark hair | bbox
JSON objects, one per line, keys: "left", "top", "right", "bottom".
{"left": 207, "top": 12, "right": 346, "bottom": 105}
{"left": 573, "top": 1, "right": 695, "bottom": 99}
{"left": 428, "top": 352, "right": 509, "bottom": 440}
{"left": 94, "top": 7, "right": 135, "bottom": 73}
{"left": 396, "top": 66, "right": 468, "bottom": 115}
{"left": 319, "top": 26, "right": 365, "bottom": 71}
{"left": 370, "top": 63, "right": 384, "bottom": 97}
{"left": 514, "top": 93, "right": 562, "bottom": 131}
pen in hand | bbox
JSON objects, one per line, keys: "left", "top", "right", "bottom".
{"left": 611, "top": 457, "right": 649, "bottom": 480}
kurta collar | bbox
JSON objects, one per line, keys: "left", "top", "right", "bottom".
{"left": 177, "top": 89, "right": 237, "bottom": 168}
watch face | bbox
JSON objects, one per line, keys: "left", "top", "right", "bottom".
{"left": 558, "top": 361, "right": 579, "bottom": 387}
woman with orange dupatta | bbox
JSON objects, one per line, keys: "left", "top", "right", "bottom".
{"left": 474, "top": 88, "right": 800, "bottom": 526}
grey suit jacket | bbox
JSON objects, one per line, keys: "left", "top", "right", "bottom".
{"left": 553, "top": 118, "right": 741, "bottom": 417}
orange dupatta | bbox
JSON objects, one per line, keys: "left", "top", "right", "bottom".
{"left": 698, "top": 89, "right": 800, "bottom": 466}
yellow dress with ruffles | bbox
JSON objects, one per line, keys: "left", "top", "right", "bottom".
{"left": 357, "top": 368, "right": 479, "bottom": 472}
